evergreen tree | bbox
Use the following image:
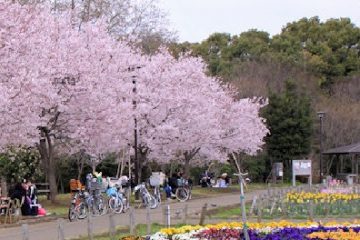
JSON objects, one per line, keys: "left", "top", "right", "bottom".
{"left": 263, "top": 81, "right": 313, "bottom": 175}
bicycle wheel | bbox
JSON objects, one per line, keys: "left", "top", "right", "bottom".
{"left": 68, "top": 204, "right": 77, "bottom": 222}
{"left": 97, "top": 195, "right": 108, "bottom": 215}
{"left": 122, "top": 198, "right": 129, "bottom": 213}
{"left": 175, "top": 187, "right": 189, "bottom": 202}
{"left": 146, "top": 195, "right": 158, "bottom": 209}
{"left": 155, "top": 188, "right": 161, "bottom": 204}
{"left": 108, "top": 197, "right": 124, "bottom": 214}
{"left": 77, "top": 202, "right": 88, "bottom": 219}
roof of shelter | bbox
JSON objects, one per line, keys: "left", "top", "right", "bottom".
{"left": 323, "top": 142, "right": 360, "bottom": 155}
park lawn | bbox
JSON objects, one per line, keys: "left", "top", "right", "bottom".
{"left": 36, "top": 183, "right": 288, "bottom": 217}
{"left": 191, "top": 182, "right": 292, "bottom": 198}
{"left": 37, "top": 194, "right": 71, "bottom": 216}
{"left": 37, "top": 186, "right": 242, "bottom": 216}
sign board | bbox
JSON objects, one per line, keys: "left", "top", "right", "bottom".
{"left": 292, "top": 160, "right": 312, "bottom": 175}
{"left": 292, "top": 160, "right": 312, "bottom": 186}
{"left": 274, "top": 162, "right": 283, "bottom": 177}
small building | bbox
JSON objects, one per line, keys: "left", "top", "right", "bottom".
{"left": 323, "top": 142, "right": 360, "bottom": 184}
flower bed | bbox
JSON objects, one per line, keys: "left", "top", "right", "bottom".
{"left": 149, "top": 221, "right": 360, "bottom": 240}
{"left": 285, "top": 192, "right": 360, "bottom": 203}
{"left": 273, "top": 192, "right": 360, "bottom": 217}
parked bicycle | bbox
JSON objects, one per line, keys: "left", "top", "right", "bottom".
{"left": 153, "top": 185, "right": 161, "bottom": 204}
{"left": 68, "top": 179, "right": 87, "bottom": 222}
{"left": 176, "top": 177, "right": 191, "bottom": 202}
{"left": 106, "top": 177, "right": 129, "bottom": 213}
{"left": 68, "top": 177, "right": 107, "bottom": 220}
{"left": 149, "top": 172, "right": 164, "bottom": 204}
{"left": 86, "top": 181, "right": 108, "bottom": 216}
{"left": 68, "top": 189, "right": 87, "bottom": 221}
{"left": 134, "top": 183, "right": 158, "bottom": 209}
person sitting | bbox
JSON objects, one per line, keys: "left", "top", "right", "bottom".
{"left": 168, "top": 173, "right": 178, "bottom": 195}
{"left": 10, "top": 180, "right": 34, "bottom": 216}
{"left": 27, "top": 179, "right": 38, "bottom": 205}
{"left": 200, "top": 171, "right": 214, "bottom": 187}
{"left": 213, "top": 173, "right": 229, "bottom": 188}
{"left": 163, "top": 177, "right": 173, "bottom": 201}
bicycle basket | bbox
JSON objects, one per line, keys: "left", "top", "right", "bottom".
{"left": 106, "top": 187, "right": 117, "bottom": 197}
{"left": 70, "top": 179, "right": 82, "bottom": 191}
{"left": 149, "top": 176, "right": 161, "bottom": 187}
{"left": 89, "top": 181, "right": 103, "bottom": 191}
{"left": 149, "top": 172, "right": 165, "bottom": 187}
{"left": 177, "top": 178, "right": 188, "bottom": 187}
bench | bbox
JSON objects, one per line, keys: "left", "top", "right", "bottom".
{"left": 34, "top": 183, "right": 50, "bottom": 200}
{"left": 0, "top": 197, "right": 11, "bottom": 224}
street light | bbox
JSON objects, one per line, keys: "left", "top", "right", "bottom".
{"left": 128, "top": 66, "right": 142, "bottom": 185}
{"left": 317, "top": 111, "right": 325, "bottom": 182}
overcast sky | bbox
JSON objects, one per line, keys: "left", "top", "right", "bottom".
{"left": 159, "top": 0, "right": 360, "bottom": 43}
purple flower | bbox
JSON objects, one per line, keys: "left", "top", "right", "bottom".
{"left": 194, "top": 226, "right": 360, "bottom": 240}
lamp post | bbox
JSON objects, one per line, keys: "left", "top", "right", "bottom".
{"left": 129, "top": 66, "right": 142, "bottom": 185}
{"left": 317, "top": 111, "right": 325, "bottom": 182}
{"left": 132, "top": 75, "right": 139, "bottom": 185}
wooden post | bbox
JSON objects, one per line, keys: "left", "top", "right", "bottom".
{"left": 109, "top": 213, "right": 116, "bottom": 240}
{"left": 199, "top": 203, "right": 208, "bottom": 225}
{"left": 146, "top": 207, "right": 151, "bottom": 236}
{"left": 57, "top": 219, "right": 65, "bottom": 240}
{"left": 87, "top": 213, "right": 94, "bottom": 240}
{"left": 183, "top": 204, "right": 188, "bottom": 224}
{"left": 281, "top": 199, "right": 288, "bottom": 219}
{"left": 308, "top": 200, "right": 314, "bottom": 221}
{"left": 166, "top": 205, "right": 171, "bottom": 228}
{"left": 249, "top": 195, "right": 257, "bottom": 216}
{"left": 270, "top": 198, "right": 277, "bottom": 215}
{"left": 129, "top": 207, "right": 135, "bottom": 235}
{"left": 257, "top": 200, "right": 262, "bottom": 223}
{"left": 22, "top": 224, "right": 29, "bottom": 240}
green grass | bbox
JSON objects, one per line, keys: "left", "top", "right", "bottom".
{"left": 36, "top": 183, "right": 279, "bottom": 218}
{"left": 31, "top": 182, "right": 297, "bottom": 219}
{"left": 38, "top": 194, "right": 71, "bottom": 216}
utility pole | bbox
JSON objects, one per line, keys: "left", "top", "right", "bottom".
{"left": 317, "top": 111, "right": 325, "bottom": 183}
{"left": 129, "top": 66, "right": 142, "bottom": 185}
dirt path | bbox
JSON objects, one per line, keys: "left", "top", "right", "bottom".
{"left": 0, "top": 188, "right": 270, "bottom": 240}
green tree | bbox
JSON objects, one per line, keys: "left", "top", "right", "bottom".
{"left": 272, "top": 17, "right": 360, "bottom": 87}
{"left": 263, "top": 81, "right": 313, "bottom": 175}
{"left": 192, "top": 33, "right": 233, "bottom": 76}
{"left": 229, "top": 30, "right": 271, "bottom": 62}
{"left": 0, "top": 146, "right": 43, "bottom": 183}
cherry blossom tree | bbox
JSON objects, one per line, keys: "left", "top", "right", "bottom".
{"left": 133, "top": 50, "right": 269, "bottom": 177}
{"left": 221, "top": 98, "right": 269, "bottom": 173}
{"left": 1, "top": 2, "right": 268, "bottom": 196}
{"left": 14, "top": 0, "right": 175, "bottom": 52}
{"left": 0, "top": 2, "right": 136, "bottom": 200}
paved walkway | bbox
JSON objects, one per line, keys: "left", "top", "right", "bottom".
{"left": 0, "top": 189, "right": 269, "bottom": 240}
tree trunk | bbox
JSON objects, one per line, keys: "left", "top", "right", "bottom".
{"left": 46, "top": 134, "right": 58, "bottom": 202}
{"left": 38, "top": 129, "right": 58, "bottom": 203}
{"left": 77, "top": 154, "right": 85, "bottom": 180}
{"left": 116, "top": 150, "right": 125, "bottom": 178}
{"left": 184, "top": 156, "right": 191, "bottom": 178}
{"left": 1, "top": 176, "right": 7, "bottom": 197}
{"left": 232, "top": 152, "right": 242, "bottom": 174}
{"left": 137, "top": 148, "right": 148, "bottom": 183}
{"left": 183, "top": 148, "right": 200, "bottom": 178}
{"left": 92, "top": 162, "right": 96, "bottom": 173}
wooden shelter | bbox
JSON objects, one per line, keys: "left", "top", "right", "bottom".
{"left": 323, "top": 142, "right": 360, "bottom": 184}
